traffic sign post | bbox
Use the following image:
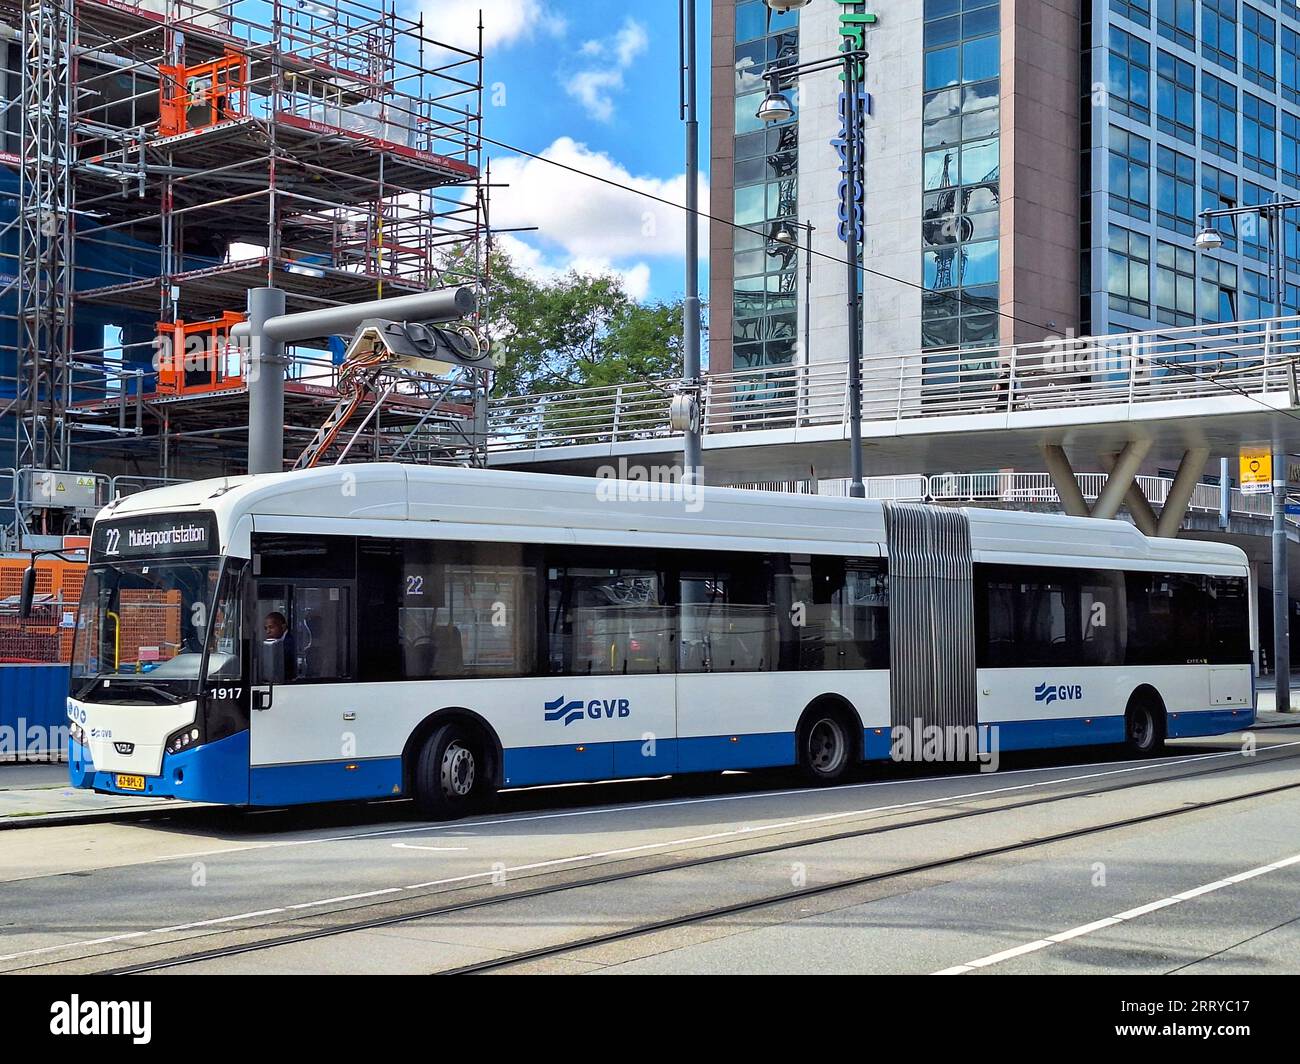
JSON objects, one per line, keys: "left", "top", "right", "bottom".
{"left": 1274, "top": 447, "right": 1292, "bottom": 713}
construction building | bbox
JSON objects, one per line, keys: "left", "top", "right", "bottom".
{"left": 0, "top": 0, "right": 491, "bottom": 550}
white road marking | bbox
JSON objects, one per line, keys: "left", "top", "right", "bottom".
{"left": 392, "top": 843, "right": 468, "bottom": 852}
{"left": 287, "top": 889, "right": 403, "bottom": 910}
{"left": 933, "top": 852, "right": 1300, "bottom": 974}
{"left": 2, "top": 743, "right": 1292, "bottom": 966}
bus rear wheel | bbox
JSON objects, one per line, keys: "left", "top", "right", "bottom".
{"left": 414, "top": 723, "right": 490, "bottom": 819}
{"left": 1124, "top": 697, "right": 1166, "bottom": 758}
{"left": 798, "top": 711, "right": 853, "bottom": 785}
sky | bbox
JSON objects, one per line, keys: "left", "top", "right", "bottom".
{"left": 408, "top": 0, "right": 711, "bottom": 305}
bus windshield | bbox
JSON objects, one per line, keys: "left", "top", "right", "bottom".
{"left": 70, "top": 557, "right": 239, "bottom": 704}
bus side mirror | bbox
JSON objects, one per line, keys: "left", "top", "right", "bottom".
{"left": 19, "top": 565, "right": 37, "bottom": 620}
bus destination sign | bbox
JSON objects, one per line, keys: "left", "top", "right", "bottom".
{"left": 90, "top": 512, "right": 220, "bottom": 561}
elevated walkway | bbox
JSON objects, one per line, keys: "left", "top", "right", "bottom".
{"left": 488, "top": 318, "right": 1300, "bottom": 518}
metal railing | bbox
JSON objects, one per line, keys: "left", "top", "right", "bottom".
{"left": 488, "top": 315, "right": 1300, "bottom": 452}
{"left": 790, "top": 471, "right": 1289, "bottom": 526}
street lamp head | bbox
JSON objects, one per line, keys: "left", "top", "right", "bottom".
{"left": 1195, "top": 226, "right": 1224, "bottom": 251}
{"left": 771, "top": 223, "right": 798, "bottom": 247}
{"left": 765, "top": 0, "right": 812, "bottom": 10}
{"left": 757, "top": 88, "right": 794, "bottom": 123}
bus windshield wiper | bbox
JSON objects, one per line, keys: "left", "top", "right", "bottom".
{"left": 77, "top": 678, "right": 188, "bottom": 705}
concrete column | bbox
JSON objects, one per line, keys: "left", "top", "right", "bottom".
{"left": 1155, "top": 447, "right": 1211, "bottom": 538}
{"left": 1042, "top": 444, "right": 1090, "bottom": 517}
{"left": 1091, "top": 438, "right": 1152, "bottom": 520}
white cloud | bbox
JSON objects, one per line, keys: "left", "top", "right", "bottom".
{"left": 563, "top": 17, "right": 648, "bottom": 122}
{"left": 417, "top": 0, "right": 566, "bottom": 54}
{"left": 496, "top": 233, "right": 652, "bottom": 302}
{"left": 565, "top": 69, "right": 624, "bottom": 123}
{"left": 488, "top": 136, "right": 709, "bottom": 273}
{"left": 613, "top": 20, "right": 649, "bottom": 66}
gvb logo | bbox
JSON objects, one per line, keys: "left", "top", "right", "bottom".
{"left": 544, "top": 696, "right": 631, "bottom": 726}
{"left": 544, "top": 697, "right": 585, "bottom": 726}
{"left": 1035, "top": 683, "right": 1083, "bottom": 705}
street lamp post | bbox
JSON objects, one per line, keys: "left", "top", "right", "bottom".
{"left": 680, "top": 0, "right": 703, "bottom": 485}
{"left": 760, "top": 49, "right": 868, "bottom": 498}
{"left": 1198, "top": 196, "right": 1300, "bottom": 712}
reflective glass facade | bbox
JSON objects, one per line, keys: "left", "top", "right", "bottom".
{"left": 732, "top": 1, "right": 800, "bottom": 370}
{"left": 920, "top": 0, "right": 1002, "bottom": 352}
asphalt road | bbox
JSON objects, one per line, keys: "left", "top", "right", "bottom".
{"left": 2, "top": 731, "right": 1298, "bottom": 975}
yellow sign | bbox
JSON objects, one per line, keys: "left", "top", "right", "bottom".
{"left": 1240, "top": 446, "right": 1272, "bottom": 495}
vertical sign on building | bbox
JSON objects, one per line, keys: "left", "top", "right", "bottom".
{"left": 832, "top": 2, "right": 876, "bottom": 243}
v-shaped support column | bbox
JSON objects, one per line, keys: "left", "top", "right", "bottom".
{"left": 1091, "top": 439, "right": 1153, "bottom": 519}
{"left": 1043, "top": 441, "right": 1154, "bottom": 524}
{"left": 1155, "top": 447, "right": 1211, "bottom": 538}
{"left": 1042, "top": 445, "right": 1091, "bottom": 517}
{"left": 1102, "top": 452, "right": 1158, "bottom": 536}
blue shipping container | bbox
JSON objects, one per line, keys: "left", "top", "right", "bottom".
{"left": 0, "top": 664, "right": 69, "bottom": 761}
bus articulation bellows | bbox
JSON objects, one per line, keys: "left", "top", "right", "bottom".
{"left": 67, "top": 464, "right": 1255, "bottom": 817}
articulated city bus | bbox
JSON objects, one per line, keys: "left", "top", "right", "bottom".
{"left": 66, "top": 464, "right": 1254, "bottom": 818}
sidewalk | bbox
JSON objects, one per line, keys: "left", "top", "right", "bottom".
{"left": 0, "top": 761, "right": 176, "bottom": 826}
{"left": 1252, "top": 673, "right": 1300, "bottom": 721}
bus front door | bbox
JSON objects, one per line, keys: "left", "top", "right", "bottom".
{"left": 250, "top": 580, "right": 390, "bottom": 804}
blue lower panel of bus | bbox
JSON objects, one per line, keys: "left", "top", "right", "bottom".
{"left": 675, "top": 732, "right": 794, "bottom": 773}
{"left": 70, "top": 730, "right": 253, "bottom": 806}
{"left": 250, "top": 757, "right": 403, "bottom": 806}
{"left": 503, "top": 732, "right": 795, "bottom": 787}
{"left": 987, "top": 715, "right": 1127, "bottom": 752}
{"left": 1167, "top": 707, "right": 1254, "bottom": 738}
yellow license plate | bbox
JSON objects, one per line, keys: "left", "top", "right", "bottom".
{"left": 115, "top": 774, "right": 145, "bottom": 792}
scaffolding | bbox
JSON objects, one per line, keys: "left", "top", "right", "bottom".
{"left": 0, "top": 0, "right": 489, "bottom": 541}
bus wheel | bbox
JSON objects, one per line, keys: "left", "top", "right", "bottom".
{"left": 1124, "top": 697, "right": 1165, "bottom": 757}
{"left": 798, "top": 711, "right": 852, "bottom": 785}
{"left": 414, "top": 723, "right": 488, "bottom": 819}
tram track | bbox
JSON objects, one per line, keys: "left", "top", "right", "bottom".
{"left": 447, "top": 774, "right": 1300, "bottom": 975}
{"left": 40, "top": 743, "right": 1297, "bottom": 976}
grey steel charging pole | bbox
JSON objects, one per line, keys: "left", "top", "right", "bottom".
{"left": 246, "top": 287, "right": 287, "bottom": 476}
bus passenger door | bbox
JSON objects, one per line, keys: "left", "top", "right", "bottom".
{"left": 249, "top": 579, "right": 388, "bottom": 804}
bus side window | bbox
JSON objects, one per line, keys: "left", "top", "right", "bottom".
{"left": 254, "top": 583, "right": 353, "bottom": 684}
{"left": 255, "top": 584, "right": 293, "bottom": 684}
{"left": 292, "top": 586, "right": 353, "bottom": 681}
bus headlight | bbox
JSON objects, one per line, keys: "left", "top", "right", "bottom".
{"left": 69, "top": 721, "right": 86, "bottom": 745}
{"left": 166, "top": 728, "right": 201, "bottom": 755}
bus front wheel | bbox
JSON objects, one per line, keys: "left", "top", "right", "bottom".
{"left": 797, "top": 710, "right": 853, "bottom": 785}
{"left": 414, "top": 723, "right": 490, "bottom": 819}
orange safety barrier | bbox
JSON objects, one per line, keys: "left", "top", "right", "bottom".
{"left": 159, "top": 51, "right": 248, "bottom": 138}
{"left": 156, "top": 312, "right": 247, "bottom": 395}
{"left": 0, "top": 557, "right": 86, "bottom": 664}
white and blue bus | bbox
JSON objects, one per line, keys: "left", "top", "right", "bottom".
{"left": 67, "top": 464, "right": 1254, "bottom": 817}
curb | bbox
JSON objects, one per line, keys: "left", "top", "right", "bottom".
{"left": 0, "top": 804, "right": 181, "bottom": 831}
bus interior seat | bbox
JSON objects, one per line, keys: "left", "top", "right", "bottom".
{"left": 434, "top": 624, "right": 464, "bottom": 676}
{"left": 404, "top": 637, "right": 435, "bottom": 678}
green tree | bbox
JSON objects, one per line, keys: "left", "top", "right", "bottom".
{"left": 476, "top": 248, "right": 694, "bottom": 399}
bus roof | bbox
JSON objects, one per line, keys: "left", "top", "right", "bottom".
{"left": 97, "top": 463, "right": 1249, "bottom": 573}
